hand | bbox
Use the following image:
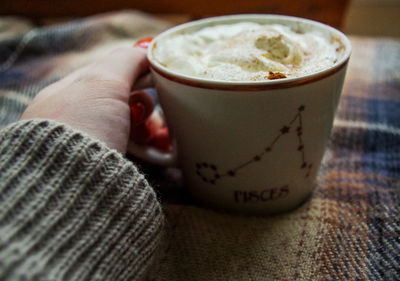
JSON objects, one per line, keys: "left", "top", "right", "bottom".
{"left": 21, "top": 47, "right": 157, "bottom": 153}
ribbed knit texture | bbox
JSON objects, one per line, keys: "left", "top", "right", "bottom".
{"left": 0, "top": 119, "right": 164, "bottom": 281}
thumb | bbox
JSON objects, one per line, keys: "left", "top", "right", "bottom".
{"left": 86, "top": 46, "right": 149, "bottom": 89}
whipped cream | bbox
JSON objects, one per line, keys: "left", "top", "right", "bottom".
{"left": 153, "top": 22, "right": 342, "bottom": 81}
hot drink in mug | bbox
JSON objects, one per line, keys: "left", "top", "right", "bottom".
{"left": 129, "top": 14, "right": 351, "bottom": 215}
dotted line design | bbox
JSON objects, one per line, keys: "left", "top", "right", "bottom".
{"left": 196, "top": 105, "right": 313, "bottom": 184}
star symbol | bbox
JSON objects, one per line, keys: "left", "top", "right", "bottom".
{"left": 196, "top": 162, "right": 221, "bottom": 184}
{"left": 280, "top": 126, "right": 290, "bottom": 134}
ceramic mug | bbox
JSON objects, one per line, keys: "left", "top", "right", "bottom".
{"left": 128, "top": 14, "right": 351, "bottom": 214}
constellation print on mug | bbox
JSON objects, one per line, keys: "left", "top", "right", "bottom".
{"left": 195, "top": 105, "right": 313, "bottom": 185}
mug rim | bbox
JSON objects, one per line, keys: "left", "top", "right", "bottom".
{"left": 147, "top": 14, "right": 352, "bottom": 90}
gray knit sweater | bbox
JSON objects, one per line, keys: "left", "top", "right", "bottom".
{"left": 0, "top": 119, "right": 165, "bottom": 281}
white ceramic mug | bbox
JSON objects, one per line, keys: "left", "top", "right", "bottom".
{"left": 128, "top": 14, "right": 351, "bottom": 215}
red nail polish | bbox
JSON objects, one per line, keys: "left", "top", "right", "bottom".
{"left": 130, "top": 117, "right": 158, "bottom": 145}
{"left": 134, "top": 37, "right": 153, "bottom": 49}
{"left": 150, "top": 127, "right": 172, "bottom": 152}
{"left": 130, "top": 102, "right": 146, "bottom": 124}
{"left": 130, "top": 123, "right": 153, "bottom": 144}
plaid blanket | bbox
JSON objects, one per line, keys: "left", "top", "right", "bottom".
{"left": 1, "top": 11, "right": 399, "bottom": 281}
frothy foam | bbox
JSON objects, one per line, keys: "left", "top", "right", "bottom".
{"left": 153, "top": 22, "right": 343, "bottom": 81}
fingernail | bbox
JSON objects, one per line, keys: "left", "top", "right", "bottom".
{"left": 130, "top": 102, "right": 146, "bottom": 124}
{"left": 150, "top": 127, "right": 172, "bottom": 152}
{"left": 134, "top": 37, "right": 153, "bottom": 49}
{"left": 130, "top": 123, "right": 153, "bottom": 144}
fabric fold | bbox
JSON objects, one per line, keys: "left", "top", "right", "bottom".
{"left": 0, "top": 119, "right": 164, "bottom": 281}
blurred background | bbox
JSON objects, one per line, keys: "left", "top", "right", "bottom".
{"left": 0, "top": 0, "right": 399, "bottom": 37}
{"left": 344, "top": 0, "right": 399, "bottom": 37}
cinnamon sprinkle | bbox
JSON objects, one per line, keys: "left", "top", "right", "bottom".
{"left": 267, "top": 71, "right": 287, "bottom": 80}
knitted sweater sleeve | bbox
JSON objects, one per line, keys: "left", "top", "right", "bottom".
{"left": 0, "top": 119, "right": 165, "bottom": 281}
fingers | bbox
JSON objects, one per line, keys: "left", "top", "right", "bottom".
{"left": 132, "top": 73, "right": 154, "bottom": 90}
{"left": 129, "top": 89, "right": 157, "bottom": 144}
{"left": 149, "top": 127, "right": 172, "bottom": 152}
{"left": 90, "top": 46, "right": 149, "bottom": 89}
{"left": 130, "top": 110, "right": 164, "bottom": 145}
{"left": 129, "top": 90, "right": 172, "bottom": 151}
{"left": 129, "top": 90, "right": 155, "bottom": 125}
